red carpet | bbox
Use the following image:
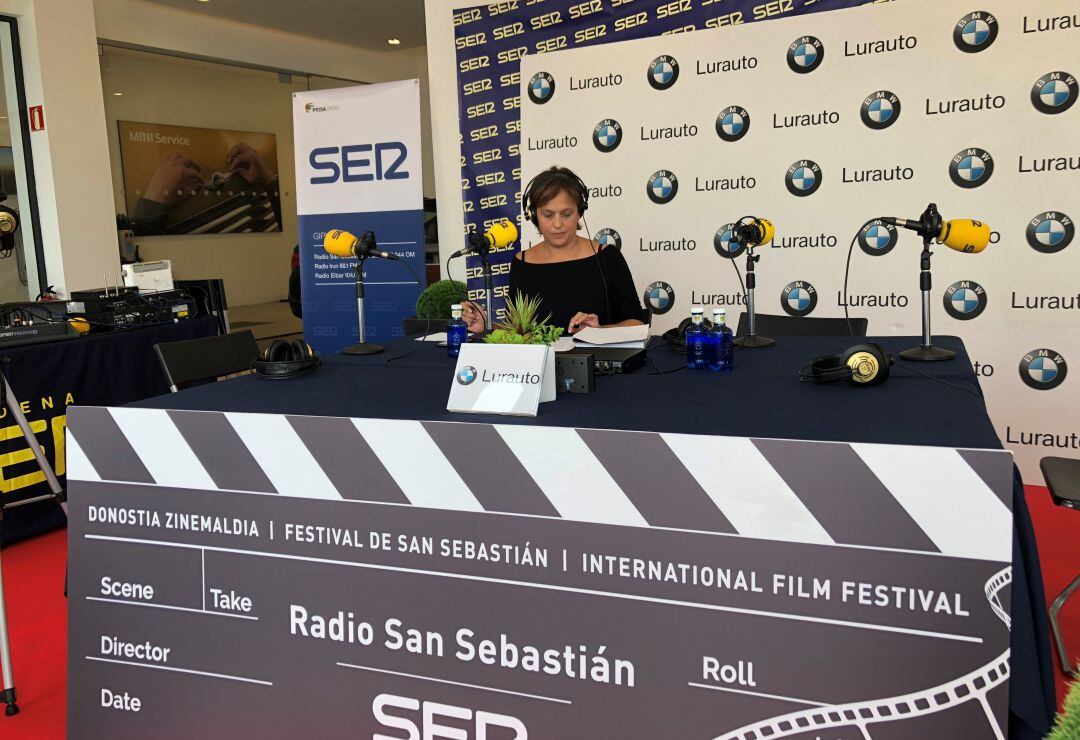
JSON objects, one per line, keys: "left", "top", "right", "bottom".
{"left": 1, "top": 486, "right": 1077, "bottom": 739}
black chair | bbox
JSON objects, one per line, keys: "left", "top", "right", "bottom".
{"left": 735, "top": 313, "right": 868, "bottom": 338}
{"left": 153, "top": 330, "right": 260, "bottom": 393}
{"left": 1040, "top": 456, "right": 1080, "bottom": 677}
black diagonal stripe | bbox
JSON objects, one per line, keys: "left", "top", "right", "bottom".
{"left": 752, "top": 438, "right": 939, "bottom": 552}
{"left": 287, "top": 416, "right": 408, "bottom": 504}
{"left": 421, "top": 422, "right": 559, "bottom": 516}
{"left": 67, "top": 407, "right": 153, "bottom": 484}
{"left": 956, "top": 449, "right": 1014, "bottom": 510}
{"left": 577, "top": 429, "right": 736, "bottom": 533}
{"left": 166, "top": 410, "right": 277, "bottom": 493}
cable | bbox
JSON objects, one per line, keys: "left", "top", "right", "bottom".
{"left": 580, "top": 215, "right": 612, "bottom": 324}
{"left": 892, "top": 358, "right": 984, "bottom": 398}
{"left": 842, "top": 224, "right": 866, "bottom": 340}
{"left": 384, "top": 258, "right": 435, "bottom": 367}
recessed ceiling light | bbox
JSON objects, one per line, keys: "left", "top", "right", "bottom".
{"left": 387, "top": 38, "right": 401, "bottom": 46}
{"left": 113, "top": 92, "right": 123, "bottom": 96}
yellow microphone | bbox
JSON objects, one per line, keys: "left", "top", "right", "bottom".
{"left": 735, "top": 216, "right": 775, "bottom": 247}
{"left": 937, "top": 219, "right": 990, "bottom": 253}
{"left": 323, "top": 229, "right": 398, "bottom": 260}
{"left": 450, "top": 219, "right": 519, "bottom": 258}
{"left": 883, "top": 215, "right": 990, "bottom": 254}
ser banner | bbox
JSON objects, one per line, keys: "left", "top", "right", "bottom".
{"left": 293, "top": 81, "right": 426, "bottom": 355}
{"left": 67, "top": 407, "right": 1013, "bottom": 739}
{"left": 520, "top": 0, "right": 1080, "bottom": 481}
{"left": 451, "top": 0, "right": 872, "bottom": 320}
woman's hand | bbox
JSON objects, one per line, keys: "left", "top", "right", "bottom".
{"left": 461, "top": 301, "right": 486, "bottom": 334}
{"left": 568, "top": 312, "right": 600, "bottom": 334}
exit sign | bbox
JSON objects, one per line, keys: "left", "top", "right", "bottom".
{"left": 28, "top": 105, "right": 44, "bottom": 131}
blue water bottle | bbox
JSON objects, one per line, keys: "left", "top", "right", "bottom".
{"left": 447, "top": 303, "right": 468, "bottom": 358}
{"left": 711, "top": 308, "right": 734, "bottom": 372}
{"left": 686, "top": 307, "right": 708, "bottom": 369}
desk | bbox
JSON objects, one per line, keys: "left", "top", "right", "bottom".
{"left": 131, "top": 335, "right": 1054, "bottom": 738}
{"left": 0, "top": 316, "right": 217, "bottom": 545}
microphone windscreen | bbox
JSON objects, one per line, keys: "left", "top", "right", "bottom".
{"left": 486, "top": 219, "right": 518, "bottom": 249}
{"left": 939, "top": 219, "right": 990, "bottom": 254}
{"left": 756, "top": 217, "right": 775, "bottom": 245}
{"left": 324, "top": 229, "right": 358, "bottom": 258}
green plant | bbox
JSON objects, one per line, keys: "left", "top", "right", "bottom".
{"left": 484, "top": 292, "right": 564, "bottom": 346}
{"left": 415, "top": 280, "right": 468, "bottom": 320}
{"left": 1049, "top": 672, "right": 1080, "bottom": 740}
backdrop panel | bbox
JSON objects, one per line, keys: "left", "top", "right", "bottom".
{"left": 519, "top": 0, "right": 1079, "bottom": 482}
{"left": 293, "top": 81, "right": 426, "bottom": 355}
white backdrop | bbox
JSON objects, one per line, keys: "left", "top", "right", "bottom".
{"left": 521, "top": 0, "right": 1079, "bottom": 481}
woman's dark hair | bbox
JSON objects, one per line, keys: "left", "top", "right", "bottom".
{"left": 522, "top": 166, "right": 589, "bottom": 226}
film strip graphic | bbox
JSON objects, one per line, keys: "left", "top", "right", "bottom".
{"left": 716, "top": 567, "right": 1012, "bottom": 740}
{"left": 66, "top": 407, "right": 1012, "bottom": 562}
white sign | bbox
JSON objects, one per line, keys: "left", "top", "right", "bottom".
{"left": 448, "top": 344, "right": 556, "bottom": 416}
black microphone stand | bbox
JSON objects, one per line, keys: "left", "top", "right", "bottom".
{"left": 899, "top": 204, "right": 955, "bottom": 362}
{"left": 732, "top": 218, "right": 773, "bottom": 348}
{"left": 467, "top": 232, "right": 494, "bottom": 333}
{"left": 342, "top": 231, "right": 383, "bottom": 356}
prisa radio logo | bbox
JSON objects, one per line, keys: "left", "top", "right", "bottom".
{"left": 304, "top": 102, "right": 340, "bottom": 113}
{"left": 308, "top": 142, "right": 409, "bottom": 184}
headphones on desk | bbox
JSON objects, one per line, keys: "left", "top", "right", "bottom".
{"left": 802, "top": 343, "right": 893, "bottom": 386}
{"left": 252, "top": 339, "right": 320, "bottom": 380}
{"left": 661, "top": 315, "right": 715, "bottom": 354}
{"left": 522, "top": 167, "right": 589, "bottom": 227}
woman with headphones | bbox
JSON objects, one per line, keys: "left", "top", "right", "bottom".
{"left": 462, "top": 166, "right": 645, "bottom": 335}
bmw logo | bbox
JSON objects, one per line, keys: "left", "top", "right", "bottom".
{"left": 781, "top": 281, "right": 818, "bottom": 317}
{"left": 1031, "top": 71, "right": 1078, "bottom": 115}
{"left": 527, "top": 72, "right": 555, "bottom": 104}
{"left": 643, "top": 281, "right": 676, "bottom": 315}
{"left": 943, "top": 280, "right": 987, "bottom": 320}
{"left": 716, "top": 106, "right": 750, "bottom": 142}
{"left": 714, "top": 223, "right": 746, "bottom": 259}
{"left": 949, "top": 147, "right": 994, "bottom": 188}
{"left": 860, "top": 90, "right": 901, "bottom": 130}
{"left": 785, "top": 160, "right": 822, "bottom": 197}
{"left": 456, "top": 366, "right": 478, "bottom": 385}
{"left": 592, "top": 119, "right": 623, "bottom": 153}
{"left": 595, "top": 228, "right": 622, "bottom": 251}
{"left": 858, "top": 219, "right": 899, "bottom": 256}
{"left": 954, "top": 11, "right": 998, "bottom": 53}
{"left": 647, "top": 55, "right": 680, "bottom": 90}
{"left": 1020, "top": 349, "right": 1067, "bottom": 390}
{"left": 1026, "top": 211, "right": 1074, "bottom": 254}
{"left": 647, "top": 170, "right": 679, "bottom": 204}
{"left": 787, "top": 36, "right": 824, "bottom": 74}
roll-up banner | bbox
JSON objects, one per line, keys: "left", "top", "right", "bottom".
{"left": 293, "top": 81, "right": 426, "bottom": 355}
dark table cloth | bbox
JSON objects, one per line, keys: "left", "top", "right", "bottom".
{"left": 134, "top": 334, "right": 1056, "bottom": 738}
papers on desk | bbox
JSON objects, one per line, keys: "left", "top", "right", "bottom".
{"left": 571, "top": 325, "right": 649, "bottom": 349}
{"left": 415, "top": 332, "right": 449, "bottom": 342}
{"left": 553, "top": 336, "right": 577, "bottom": 353}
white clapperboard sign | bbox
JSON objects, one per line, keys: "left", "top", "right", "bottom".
{"left": 67, "top": 407, "right": 1013, "bottom": 739}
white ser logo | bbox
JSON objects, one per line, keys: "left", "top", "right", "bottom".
{"left": 373, "top": 693, "right": 527, "bottom": 739}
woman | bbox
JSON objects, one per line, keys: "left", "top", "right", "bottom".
{"left": 463, "top": 166, "right": 645, "bottom": 335}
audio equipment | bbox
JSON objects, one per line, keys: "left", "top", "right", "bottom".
{"left": 176, "top": 279, "right": 229, "bottom": 333}
{"left": 323, "top": 229, "right": 399, "bottom": 260}
{"left": 661, "top": 314, "right": 714, "bottom": 354}
{"left": 0, "top": 322, "right": 78, "bottom": 348}
{"left": 66, "top": 288, "right": 195, "bottom": 331}
{"left": 522, "top": 166, "right": 589, "bottom": 227}
{"left": 881, "top": 215, "right": 991, "bottom": 253}
{"left": 734, "top": 216, "right": 775, "bottom": 248}
{"left": 450, "top": 220, "right": 518, "bottom": 260}
{"left": 802, "top": 343, "right": 893, "bottom": 386}
{"left": 880, "top": 203, "right": 989, "bottom": 361}
{"left": 554, "top": 352, "right": 595, "bottom": 393}
{"left": 729, "top": 215, "right": 775, "bottom": 349}
{"left": 252, "top": 339, "right": 320, "bottom": 380}
{"left": 0, "top": 192, "right": 19, "bottom": 259}
{"left": 563, "top": 346, "right": 646, "bottom": 374}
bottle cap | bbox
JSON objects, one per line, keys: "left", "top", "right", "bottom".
{"left": 691, "top": 306, "right": 703, "bottom": 315}
{"left": 451, "top": 304, "right": 462, "bottom": 311}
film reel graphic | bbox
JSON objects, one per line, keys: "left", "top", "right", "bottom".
{"left": 714, "top": 567, "right": 1012, "bottom": 740}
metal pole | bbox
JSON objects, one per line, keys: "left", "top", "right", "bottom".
{"left": 0, "top": 546, "right": 16, "bottom": 716}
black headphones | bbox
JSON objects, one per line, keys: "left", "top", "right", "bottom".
{"left": 252, "top": 339, "right": 320, "bottom": 380}
{"left": 802, "top": 343, "right": 893, "bottom": 386}
{"left": 522, "top": 166, "right": 589, "bottom": 227}
{"left": 661, "top": 315, "right": 716, "bottom": 353}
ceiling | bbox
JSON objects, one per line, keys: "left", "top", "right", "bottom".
{"left": 140, "top": 0, "right": 427, "bottom": 51}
